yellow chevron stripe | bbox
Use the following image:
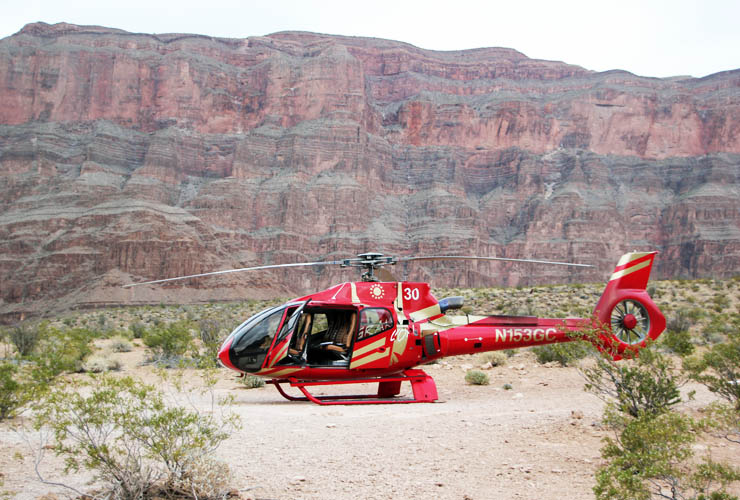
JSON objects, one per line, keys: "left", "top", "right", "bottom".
{"left": 352, "top": 337, "right": 386, "bottom": 358}
{"left": 260, "top": 367, "right": 302, "bottom": 378}
{"left": 269, "top": 341, "right": 290, "bottom": 367}
{"left": 616, "top": 252, "right": 651, "bottom": 267}
{"left": 350, "top": 350, "right": 388, "bottom": 369}
{"left": 391, "top": 328, "right": 408, "bottom": 364}
{"left": 610, "top": 259, "right": 651, "bottom": 281}
{"left": 409, "top": 303, "right": 442, "bottom": 322}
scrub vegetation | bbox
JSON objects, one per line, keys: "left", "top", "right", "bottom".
{"left": 0, "top": 276, "right": 738, "bottom": 498}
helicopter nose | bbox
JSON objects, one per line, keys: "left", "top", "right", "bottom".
{"left": 217, "top": 337, "right": 238, "bottom": 371}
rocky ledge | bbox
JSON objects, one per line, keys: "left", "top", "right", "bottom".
{"left": 0, "top": 23, "right": 738, "bottom": 320}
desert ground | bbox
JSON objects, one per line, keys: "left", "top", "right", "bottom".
{"left": 0, "top": 347, "right": 731, "bottom": 500}
{"left": 1, "top": 278, "right": 739, "bottom": 499}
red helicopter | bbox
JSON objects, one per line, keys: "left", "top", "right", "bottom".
{"left": 127, "top": 251, "right": 666, "bottom": 405}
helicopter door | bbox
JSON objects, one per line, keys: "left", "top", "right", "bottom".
{"left": 349, "top": 308, "right": 396, "bottom": 370}
{"left": 264, "top": 301, "right": 308, "bottom": 369}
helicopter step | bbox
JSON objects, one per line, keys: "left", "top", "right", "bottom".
{"left": 266, "top": 369, "right": 438, "bottom": 405}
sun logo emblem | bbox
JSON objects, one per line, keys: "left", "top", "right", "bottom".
{"left": 369, "top": 284, "right": 385, "bottom": 300}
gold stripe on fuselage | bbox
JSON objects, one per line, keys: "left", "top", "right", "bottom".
{"left": 409, "top": 303, "right": 442, "bottom": 322}
{"left": 350, "top": 349, "right": 388, "bottom": 369}
{"left": 352, "top": 337, "right": 386, "bottom": 358}
{"left": 259, "top": 367, "right": 302, "bottom": 378}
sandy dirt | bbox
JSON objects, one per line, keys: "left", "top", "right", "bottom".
{"left": 0, "top": 349, "right": 734, "bottom": 500}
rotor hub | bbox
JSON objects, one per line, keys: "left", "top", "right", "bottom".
{"left": 341, "top": 253, "right": 398, "bottom": 281}
{"left": 622, "top": 313, "right": 638, "bottom": 330}
{"left": 610, "top": 299, "right": 650, "bottom": 345}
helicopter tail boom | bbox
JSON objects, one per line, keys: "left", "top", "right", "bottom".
{"left": 429, "top": 252, "right": 665, "bottom": 360}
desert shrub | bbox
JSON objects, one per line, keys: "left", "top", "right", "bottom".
{"left": 0, "top": 359, "right": 58, "bottom": 420}
{"left": 198, "top": 319, "right": 223, "bottom": 346}
{"left": 129, "top": 322, "right": 147, "bottom": 339}
{"left": 581, "top": 317, "right": 740, "bottom": 499}
{"left": 581, "top": 348, "right": 684, "bottom": 419}
{"left": 33, "top": 374, "right": 238, "bottom": 500}
{"left": 594, "top": 410, "right": 740, "bottom": 500}
{"left": 143, "top": 321, "right": 193, "bottom": 360}
{"left": 478, "top": 351, "right": 508, "bottom": 367}
{"left": 661, "top": 328, "right": 695, "bottom": 356}
{"left": 712, "top": 293, "right": 730, "bottom": 313}
{"left": 81, "top": 355, "right": 122, "bottom": 373}
{"left": 0, "top": 361, "right": 28, "bottom": 420}
{"left": 8, "top": 322, "right": 42, "bottom": 357}
{"left": 27, "top": 325, "right": 95, "bottom": 382}
{"left": 703, "top": 402, "right": 740, "bottom": 446}
{"left": 667, "top": 310, "right": 694, "bottom": 336}
{"left": 687, "top": 308, "right": 706, "bottom": 322}
{"left": 110, "top": 336, "right": 133, "bottom": 353}
{"left": 465, "top": 370, "right": 489, "bottom": 385}
{"left": 193, "top": 319, "right": 225, "bottom": 368}
{"left": 241, "top": 374, "right": 265, "bottom": 389}
{"left": 686, "top": 331, "right": 740, "bottom": 410}
{"left": 532, "top": 341, "right": 592, "bottom": 366}
{"left": 702, "top": 314, "right": 733, "bottom": 345}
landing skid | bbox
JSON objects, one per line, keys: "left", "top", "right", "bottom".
{"left": 266, "top": 369, "right": 438, "bottom": 405}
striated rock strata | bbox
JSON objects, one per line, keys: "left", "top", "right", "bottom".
{"left": 1, "top": 22, "right": 739, "bottom": 319}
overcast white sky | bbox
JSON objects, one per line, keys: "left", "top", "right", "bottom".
{"left": 1, "top": 0, "right": 738, "bottom": 78}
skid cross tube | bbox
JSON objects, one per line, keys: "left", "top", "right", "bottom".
{"left": 266, "top": 369, "right": 438, "bottom": 405}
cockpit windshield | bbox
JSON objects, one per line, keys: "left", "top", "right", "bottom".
{"left": 229, "top": 305, "right": 288, "bottom": 371}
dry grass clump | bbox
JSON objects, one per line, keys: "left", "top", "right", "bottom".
{"left": 478, "top": 351, "right": 508, "bottom": 368}
{"left": 465, "top": 370, "right": 490, "bottom": 385}
{"left": 241, "top": 374, "right": 266, "bottom": 389}
{"left": 81, "top": 354, "right": 122, "bottom": 373}
{"left": 109, "top": 336, "right": 134, "bottom": 352}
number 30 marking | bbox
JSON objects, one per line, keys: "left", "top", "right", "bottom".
{"left": 403, "top": 287, "right": 420, "bottom": 301}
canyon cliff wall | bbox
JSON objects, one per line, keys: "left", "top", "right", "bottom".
{"left": 1, "top": 23, "right": 739, "bottom": 318}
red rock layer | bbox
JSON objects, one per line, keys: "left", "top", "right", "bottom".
{"left": 0, "top": 23, "right": 738, "bottom": 318}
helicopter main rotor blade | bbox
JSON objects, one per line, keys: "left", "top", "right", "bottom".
{"left": 398, "top": 255, "right": 593, "bottom": 268}
{"left": 123, "top": 260, "right": 345, "bottom": 288}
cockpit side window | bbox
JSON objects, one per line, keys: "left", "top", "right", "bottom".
{"left": 358, "top": 308, "right": 394, "bottom": 341}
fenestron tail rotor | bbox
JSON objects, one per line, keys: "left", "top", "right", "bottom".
{"left": 123, "top": 251, "right": 593, "bottom": 287}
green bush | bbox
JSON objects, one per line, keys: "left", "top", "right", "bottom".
{"left": 581, "top": 319, "right": 740, "bottom": 499}
{"left": 594, "top": 411, "right": 740, "bottom": 500}
{"left": 712, "top": 293, "right": 730, "bottom": 313}
{"left": 478, "top": 351, "right": 508, "bottom": 367}
{"left": 193, "top": 319, "right": 225, "bottom": 368}
{"left": 33, "top": 325, "right": 94, "bottom": 378}
{"left": 33, "top": 374, "right": 238, "bottom": 500}
{"left": 465, "top": 370, "right": 490, "bottom": 385}
{"left": 110, "top": 336, "right": 133, "bottom": 353}
{"left": 241, "top": 374, "right": 265, "bottom": 389}
{"left": 666, "top": 310, "right": 694, "bottom": 336}
{"left": 81, "top": 355, "right": 122, "bottom": 373}
{"left": 0, "top": 362, "right": 28, "bottom": 420}
{"left": 8, "top": 322, "right": 42, "bottom": 357}
{"left": 686, "top": 331, "right": 740, "bottom": 410}
{"left": 661, "top": 328, "right": 695, "bottom": 356}
{"left": 581, "top": 348, "right": 684, "bottom": 419}
{"left": 143, "top": 321, "right": 193, "bottom": 360}
{"left": 532, "top": 341, "right": 592, "bottom": 366}
{"left": 129, "top": 322, "right": 147, "bottom": 339}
